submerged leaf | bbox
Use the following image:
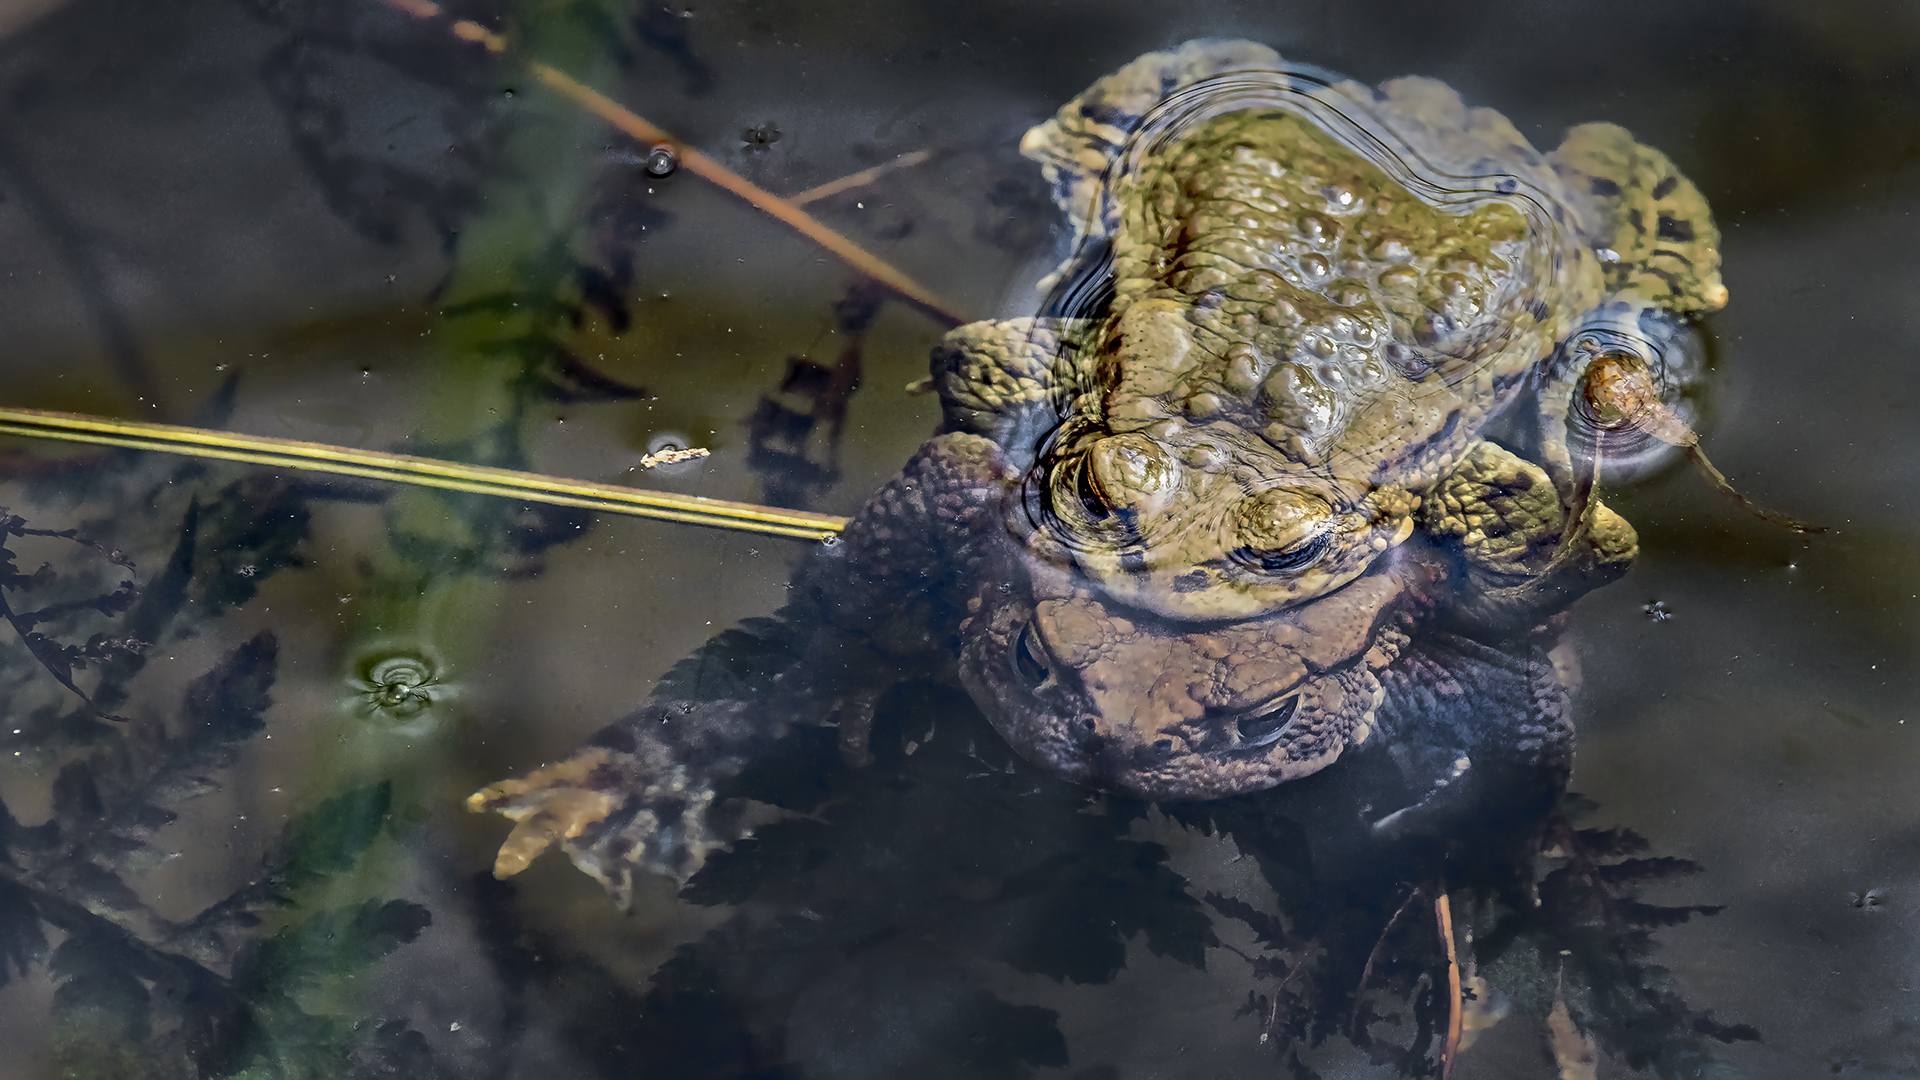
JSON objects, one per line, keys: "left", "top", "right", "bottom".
{"left": 51, "top": 760, "right": 105, "bottom": 827}
{"left": 346, "top": 1017, "right": 441, "bottom": 1080}
{"left": 245, "top": 899, "right": 433, "bottom": 992}
{"left": 279, "top": 783, "right": 394, "bottom": 890}
{"left": 59, "top": 862, "right": 151, "bottom": 920}
{"left": 0, "top": 876, "right": 48, "bottom": 985}
{"left": 50, "top": 930, "right": 154, "bottom": 1043}
{"left": 179, "top": 630, "right": 278, "bottom": 746}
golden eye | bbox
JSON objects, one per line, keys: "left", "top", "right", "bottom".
{"left": 1233, "top": 530, "right": 1331, "bottom": 574}
{"left": 1233, "top": 489, "right": 1334, "bottom": 575}
{"left": 1049, "top": 456, "right": 1109, "bottom": 522}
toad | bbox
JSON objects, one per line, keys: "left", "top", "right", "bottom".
{"left": 937, "top": 40, "right": 1726, "bottom": 620}
{"left": 471, "top": 432, "right": 1635, "bottom": 901}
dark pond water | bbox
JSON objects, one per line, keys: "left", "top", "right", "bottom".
{"left": 0, "top": 2, "right": 1916, "bottom": 1078}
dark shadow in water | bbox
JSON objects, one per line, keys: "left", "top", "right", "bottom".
{"left": 0, "top": 129, "right": 157, "bottom": 409}
{"left": 0, "top": 476, "right": 1757, "bottom": 1077}
{"left": 467, "top": 583, "right": 1757, "bottom": 1080}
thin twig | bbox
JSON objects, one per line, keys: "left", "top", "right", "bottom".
{"left": 523, "top": 63, "right": 966, "bottom": 327}
{"left": 0, "top": 407, "right": 845, "bottom": 540}
{"left": 1683, "top": 442, "right": 1827, "bottom": 534}
{"left": 1350, "top": 885, "right": 1421, "bottom": 1031}
{"left": 1436, "top": 890, "right": 1462, "bottom": 1080}
{"left": 373, "top": 0, "right": 968, "bottom": 328}
{"left": 1258, "top": 939, "right": 1320, "bottom": 1045}
{"left": 789, "top": 149, "right": 935, "bottom": 205}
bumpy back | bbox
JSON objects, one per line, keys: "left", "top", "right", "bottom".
{"left": 1020, "top": 39, "right": 1286, "bottom": 255}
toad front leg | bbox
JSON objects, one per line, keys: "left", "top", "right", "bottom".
{"left": 1369, "top": 441, "right": 1629, "bottom": 851}
{"left": 468, "top": 434, "right": 1019, "bottom": 905}
{"left": 1418, "top": 439, "right": 1637, "bottom": 629}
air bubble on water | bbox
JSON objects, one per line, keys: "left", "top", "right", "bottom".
{"left": 644, "top": 143, "right": 679, "bottom": 177}
{"left": 1643, "top": 600, "right": 1672, "bottom": 622}
{"left": 355, "top": 653, "right": 442, "bottom": 721}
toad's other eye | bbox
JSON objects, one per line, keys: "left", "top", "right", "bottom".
{"left": 1013, "top": 623, "right": 1052, "bottom": 688}
{"left": 1233, "top": 488, "right": 1334, "bottom": 575}
{"left": 1043, "top": 455, "right": 1111, "bottom": 524}
{"left": 1233, "top": 529, "right": 1331, "bottom": 575}
{"left": 1070, "top": 458, "right": 1110, "bottom": 520}
{"left": 1235, "top": 694, "right": 1299, "bottom": 747}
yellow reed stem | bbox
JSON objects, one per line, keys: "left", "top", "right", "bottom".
{"left": 0, "top": 408, "right": 847, "bottom": 541}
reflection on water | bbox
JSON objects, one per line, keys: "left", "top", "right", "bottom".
{"left": 0, "top": 1, "right": 1917, "bottom": 1078}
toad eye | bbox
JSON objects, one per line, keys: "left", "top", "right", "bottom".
{"left": 1233, "top": 529, "right": 1331, "bottom": 575}
{"left": 1012, "top": 623, "right": 1053, "bottom": 688}
{"left": 1233, "top": 489, "right": 1334, "bottom": 575}
{"left": 1065, "top": 457, "right": 1110, "bottom": 521}
{"left": 1235, "top": 694, "right": 1299, "bottom": 747}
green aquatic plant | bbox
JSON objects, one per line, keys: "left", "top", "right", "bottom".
{"left": 0, "top": 494, "right": 438, "bottom": 1079}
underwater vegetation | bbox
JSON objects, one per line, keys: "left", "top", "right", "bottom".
{"left": 0, "top": 483, "right": 437, "bottom": 1079}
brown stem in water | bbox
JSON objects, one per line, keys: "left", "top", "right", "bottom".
{"left": 524, "top": 64, "right": 965, "bottom": 327}
{"left": 1436, "top": 890, "right": 1462, "bottom": 1080}
{"left": 1350, "top": 885, "right": 1421, "bottom": 1032}
{"left": 1682, "top": 442, "right": 1827, "bottom": 534}
{"left": 789, "top": 149, "right": 935, "bottom": 205}
{"left": 1581, "top": 351, "right": 1825, "bottom": 534}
